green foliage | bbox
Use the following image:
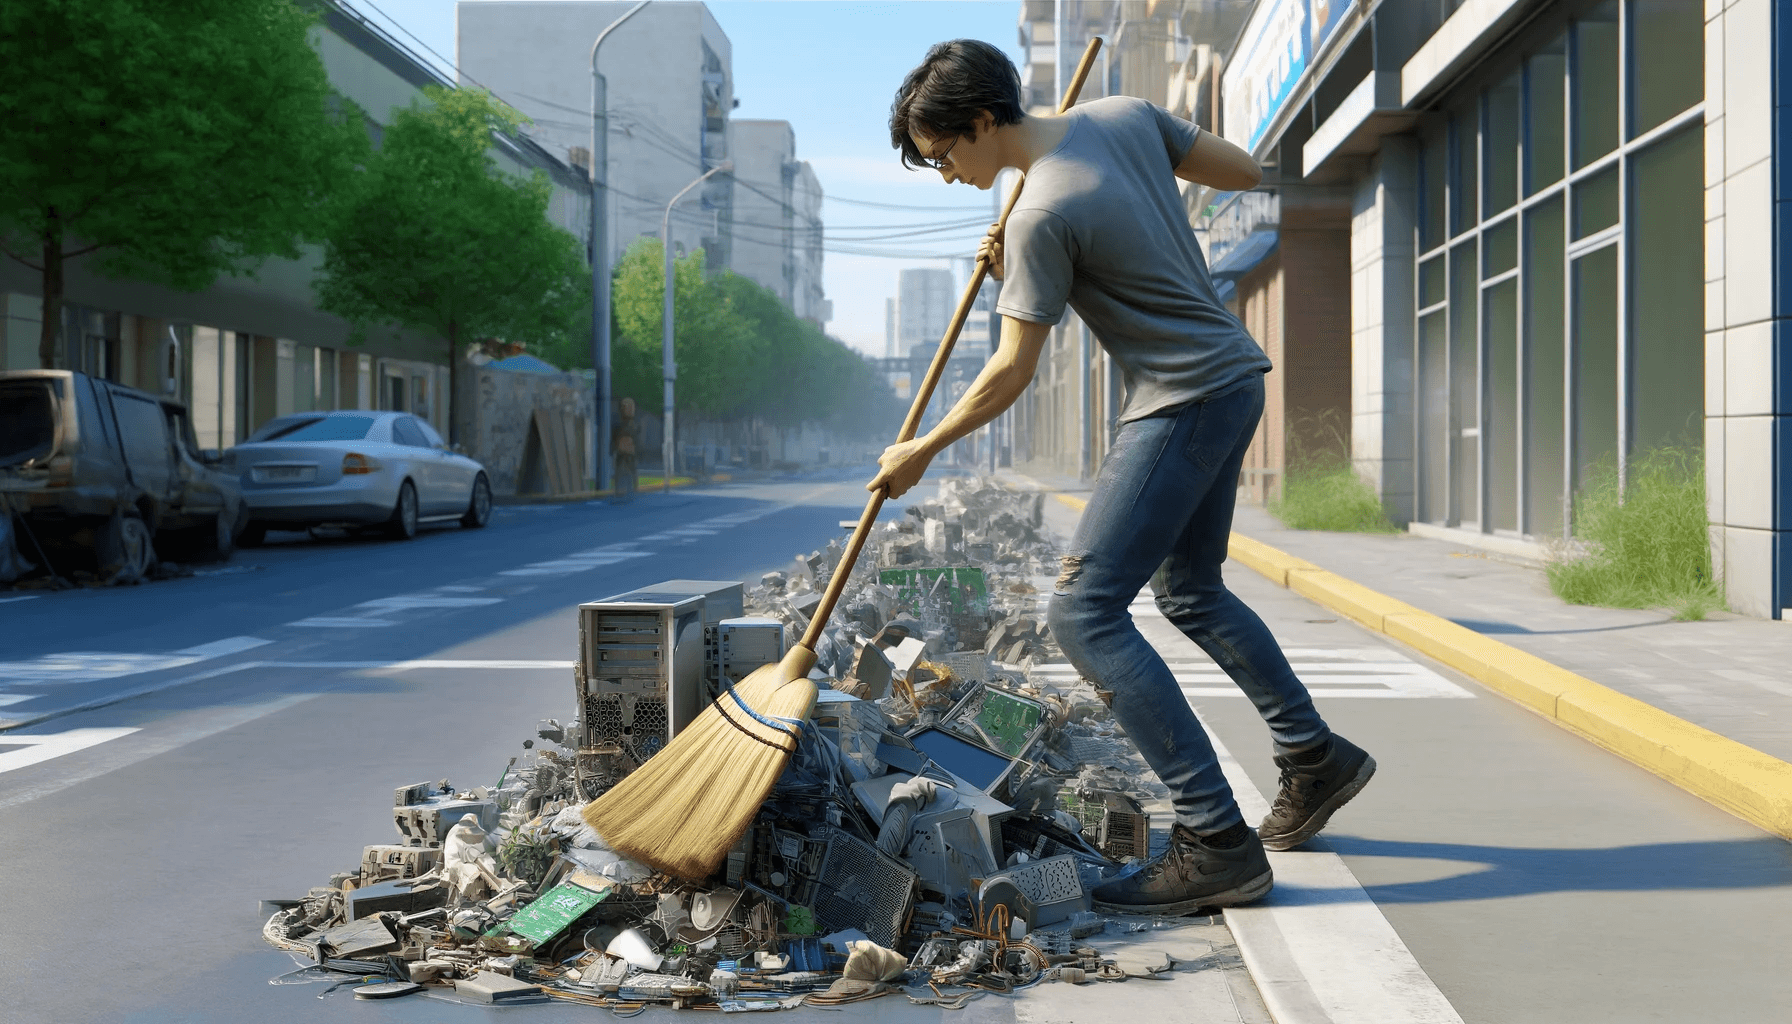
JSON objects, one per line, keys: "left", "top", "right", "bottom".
{"left": 1267, "top": 411, "right": 1397, "bottom": 533}
{"left": 0, "top": 0, "right": 367, "bottom": 365}
{"left": 579, "top": 238, "right": 900, "bottom": 437}
{"left": 1546, "top": 447, "right": 1724, "bottom": 620}
{"left": 314, "top": 86, "right": 589, "bottom": 362}
{"left": 1268, "top": 453, "right": 1400, "bottom": 533}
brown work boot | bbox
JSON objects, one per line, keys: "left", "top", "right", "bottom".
{"left": 1258, "top": 734, "right": 1377, "bottom": 851}
{"left": 1090, "top": 822, "right": 1273, "bottom": 916}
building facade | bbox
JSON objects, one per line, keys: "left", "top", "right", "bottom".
{"left": 729, "top": 120, "right": 830, "bottom": 327}
{"left": 1209, "top": 0, "right": 1785, "bottom": 619}
{"left": 458, "top": 1, "right": 736, "bottom": 273}
{"left": 0, "top": 3, "right": 589, "bottom": 453}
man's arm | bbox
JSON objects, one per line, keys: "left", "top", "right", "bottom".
{"left": 868, "top": 315, "right": 1053, "bottom": 498}
{"left": 1175, "top": 129, "right": 1262, "bottom": 191}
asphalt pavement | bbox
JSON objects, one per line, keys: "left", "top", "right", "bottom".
{"left": 3, "top": 466, "right": 1787, "bottom": 1023}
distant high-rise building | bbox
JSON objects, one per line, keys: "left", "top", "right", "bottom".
{"left": 458, "top": 1, "right": 736, "bottom": 273}
{"left": 731, "top": 120, "right": 828, "bottom": 325}
{"left": 884, "top": 298, "right": 897, "bottom": 358}
{"left": 897, "top": 268, "right": 955, "bottom": 356}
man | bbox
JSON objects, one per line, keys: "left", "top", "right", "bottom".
{"left": 869, "top": 40, "right": 1376, "bottom": 915}
{"left": 612, "top": 396, "right": 638, "bottom": 502}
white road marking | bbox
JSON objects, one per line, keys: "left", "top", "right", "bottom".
{"left": 288, "top": 617, "right": 397, "bottom": 628}
{"left": 0, "top": 694, "right": 42, "bottom": 708}
{"left": 1052, "top": 597, "right": 1475, "bottom": 699}
{"left": 354, "top": 594, "right": 505, "bottom": 613}
{"left": 499, "top": 548, "right": 653, "bottom": 577}
{"left": 0, "top": 694, "right": 318, "bottom": 809}
{"left": 0, "top": 595, "right": 39, "bottom": 604}
{"left": 435, "top": 585, "right": 486, "bottom": 593}
{"left": 0, "top": 636, "right": 271, "bottom": 687}
{"left": 0, "top": 727, "right": 141, "bottom": 776}
{"left": 1200, "top": 710, "right": 1465, "bottom": 1024}
{"left": 1029, "top": 658, "right": 1472, "bottom": 699}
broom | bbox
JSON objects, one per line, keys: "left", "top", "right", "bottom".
{"left": 582, "top": 37, "right": 1105, "bottom": 880}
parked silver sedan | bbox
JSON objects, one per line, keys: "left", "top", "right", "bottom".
{"left": 227, "top": 410, "right": 492, "bottom": 545}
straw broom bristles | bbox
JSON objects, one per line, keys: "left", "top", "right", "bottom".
{"left": 581, "top": 646, "right": 818, "bottom": 880}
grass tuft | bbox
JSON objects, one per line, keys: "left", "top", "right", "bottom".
{"left": 1545, "top": 446, "right": 1725, "bottom": 621}
{"left": 1268, "top": 453, "right": 1400, "bottom": 534}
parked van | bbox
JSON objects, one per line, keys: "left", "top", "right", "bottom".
{"left": 0, "top": 370, "right": 244, "bottom": 584}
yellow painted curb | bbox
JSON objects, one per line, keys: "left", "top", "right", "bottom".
{"left": 1041, "top": 483, "right": 1792, "bottom": 840}
{"left": 1227, "top": 532, "right": 1320, "bottom": 586}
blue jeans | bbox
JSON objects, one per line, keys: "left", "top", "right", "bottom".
{"left": 1046, "top": 373, "right": 1331, "bottom": 835}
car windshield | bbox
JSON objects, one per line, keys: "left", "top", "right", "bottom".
{"left": 248, "top": 414, "right": 376, "bottom": 443}
{"left": 0, "top": 379, "right": 58, "bottom": 468}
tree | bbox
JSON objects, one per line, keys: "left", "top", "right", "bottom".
{"left": 607, "top": 239, "right": 757, "bottom": 419}
{"left": 314, "top": 86, "right": 588, "bottom": 443}
{"left": 0, "top": 0, "right": 366, "bottom": 368}
{"left": 596, "top": 238, "right": 900, "bottom": 441}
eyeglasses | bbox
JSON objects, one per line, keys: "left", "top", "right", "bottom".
{"left": 921, "top": 135, "right": 960, "bottom": 172}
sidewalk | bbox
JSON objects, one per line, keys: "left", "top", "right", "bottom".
{"left": 1000, "top": 468, "right": 1792, "bottom": 841}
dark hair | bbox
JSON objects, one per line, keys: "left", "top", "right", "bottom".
{"left": 889, "top": 39, "right": 1025, "bottom": 169}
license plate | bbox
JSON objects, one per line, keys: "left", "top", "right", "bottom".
{"left": 254, "top": 465, "right": 314, "bottom": 483}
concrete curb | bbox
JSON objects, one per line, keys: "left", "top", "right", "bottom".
{"left": 493, "top": 475, "right": 719, "bottom": 506}
{"left": 1048, "top": 491, "right": 1792, "bottom": 842}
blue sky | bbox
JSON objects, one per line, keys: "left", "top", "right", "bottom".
{"left": 341, "top": 0, "right": 1026, "bottom": 356}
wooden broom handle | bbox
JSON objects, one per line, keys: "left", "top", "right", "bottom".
{"left": 797, "top": 37, "right": 1104, "bottom": 654}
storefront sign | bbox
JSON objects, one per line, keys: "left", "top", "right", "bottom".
{"left": 1222, "top": 0, "right": 1358, "bottom": 152}
{"left": 1223, "top": 0, "right": 1310, "bottom": 151}
{"left": 1206, "top": 191, "right": 1281, "bottom": 271}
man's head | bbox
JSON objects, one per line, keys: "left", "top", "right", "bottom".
{"left": 890, "top": 39, "right": 1025, "bottom": 188}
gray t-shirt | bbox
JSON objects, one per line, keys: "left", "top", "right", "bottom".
{"left": 995, "top": 95, "right": 1271, "bottom": 423}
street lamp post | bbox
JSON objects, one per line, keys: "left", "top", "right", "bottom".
{"left": 661, "top": 161, "right": 732, "bottom": 492}
{"left": 590, "top": 0, "right": 650, "bottom": 496}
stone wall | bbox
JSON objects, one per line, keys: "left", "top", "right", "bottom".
{"left": 457, "top": 360, "right": 594, "bottom": 496}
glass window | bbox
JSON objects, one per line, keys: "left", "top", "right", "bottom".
{"left": 1572, "top": 245, "right": 1620, "bottom": 496}
{"left": 1450, "top": 105, "right": 1479, "bottom": 236}
{"left": 1485, "top": 69, "right": 1521, "bottom": 216}
{"left": 1451, "top": 242, "right": 1480, "bottom": 526}
{"left": 1420, "top": 256, "right": 1446, "bottom": 308}
{"left": 1630, "top": 126, "right": 1705, "bottom": 452}
{"left": 1486, "top": 278, "right": 1520, "bottom": 531}
{"left": 1631, "top": 0, "right": 1703, "bottom": 137}
{"left": 1484, "top": 220, "right": 1518, "bottom": 277}
{"left": 0, "top": 380, "right": 57, "bottom": 468}
{"left": 1526, "top": 197, "right": 1567, "bottom": 537}
{"left": 1573, "top": 2, "right": 1620, "bottom": 168}
{"left": 392, "top": 416, "right": 432, "bottom": 448}
{"left": 1573, "top": 166, "right": 1620, "bottom": 238}
{"left": 1419, "top": 311, "right": 1450, "bottom": 523}
{"left": 250, "top": 413, "right": 376, "bottom": 443}
{"left": 1526, "top": 36, "right": 1566, "bottom": 194}
{"left": 1421, "top": 129, "right": 1448, "bottom": 252}
{"left": 416, "top": 418, "right": 448, "bottom": 450}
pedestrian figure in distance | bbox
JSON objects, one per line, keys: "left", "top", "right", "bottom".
{"left": 871, "top": 39, "right": 1376, "bottom": 916}
{"left": 612, "top": 396, "right": 638, "bottom": 502}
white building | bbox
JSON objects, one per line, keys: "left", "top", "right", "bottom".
{"left": 730, "top": 120, "right": 829, "bottom": 326}
{"left": 896, "top": 268, "right": 956, "bottom": 356}
{"left": 457, "top": 1, "right": 735, "bottom": 272}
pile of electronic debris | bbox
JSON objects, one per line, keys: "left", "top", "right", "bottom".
{"left": 262, "top": 477, "right": 1178, "bottom": 1009}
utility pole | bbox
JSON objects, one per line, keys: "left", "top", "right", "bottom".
{"left": 590, "top": 0, "right": 651, "bottom": 495}
{"left": 662, "top": 161, "right": 732, "bottom": 492}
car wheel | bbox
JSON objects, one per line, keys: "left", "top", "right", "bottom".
{"left": 98, "top": 512, "right": 156, "bottom": 585}
{"left": 238, "top": 521, "right": 268, "bottom": 548}
{"left": 461, "top": 473, "right": 493, "bottom": 529}
{"left": 193, "top": 507, "right": 237, "bottom": 561}
{"left": 385, "top": 480, "right": 420, "bottom": 540}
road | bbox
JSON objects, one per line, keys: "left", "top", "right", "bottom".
{"left": 0, "top": 470, "right": 1787, "bottom": 1023}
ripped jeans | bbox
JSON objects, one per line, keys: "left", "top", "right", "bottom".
{"left": 1047, "top": 373, "right": 1330, "bottom": 835}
